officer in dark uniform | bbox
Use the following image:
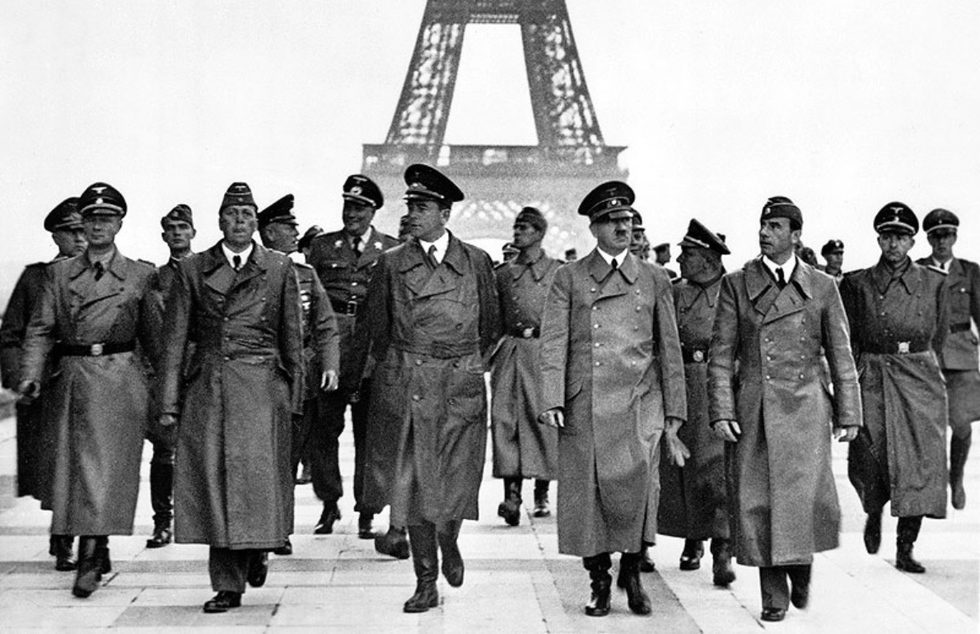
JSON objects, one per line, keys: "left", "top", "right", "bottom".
{"left": 917, "top": 208, "right": 980, "bottom": 510}
{"left": 307, "top": 175, "right": 399, "bottom": 541}
{"left": 298, "top": 225, "right": 324, "bottom": 263}
{"left": 258, "top": 195, "right": 340, "bottom": 554}
{"left": 658, "top": 219, "right": 736, "bottom": 587}
{"left": 1, "top": 197, "right": 86, "bottom": 571}
{"left": 840, "top": 203, "right": 949, "bottom": 574}
{"left": 820, "top": 239, "right": 845, "bottom": 282}
{"left": 653, "top": 242, "right": 678, "bottom": 278}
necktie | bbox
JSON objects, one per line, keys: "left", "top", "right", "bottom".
{"left": 776, "top": 267, "right": 786, "bottom": 289}
{"left": 611, "top": 258, "right": 618, "bottom": 271}
{"left": 233, "top": 255, "right": 242, "bottom": 271}
{"left": 426, "top": 244, "right": 438, "bottom": 269}
{"left": 93, "top": 261, "right": 105, "bottom": 281}
{"left": 352, "top": 238, "right": 362, "bottom": 257}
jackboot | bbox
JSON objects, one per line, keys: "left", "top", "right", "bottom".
{"left": 146, "top": 463, "right": 173, "bottom": 548}
{"left": 950, "top": 434, "right": 971, "bottom": 510}
{"left": 618, "top": 552, "right": 652, "bottom": 615}
{"left": 52, "top": 535, "right": 77, "bottom": 571}
{"left": 895, "top": 516, "right": 925, "bottom": 573}
{"left": 375, "top": 526, "right": 410, "bottom": 559}
{"left": 532, "top": 479, "right": 551, "bottom": 517}
{"left": 72, "top": 536, "right": 103, "bottom": 598}
{"left": 437, "top": 520, "right": 464, "bottom": 587}
{"left": 403, "top": 523, "right": 439, "bottom": 613}
{"left": 95, "top": 536, "right": 111, "bottom": 574}
{"left": 583, "top": 554, "right": 612, "bottom": 617}
{"left": 638, "top": 544, "right": 656, "bottom": 573}
{"left": 313, "top": 502, "right": 341, "bottom": 535}
{"left": 497, "top": 477, "right": 522, "bottom": 526}
{"left": 710, "top": 538, "right": 736, "bottom": 586}
{"left": 863, "top": 509, "right": 882, "bottom": 554}
{"left": 679, "top": 538, "right": 704, "bottom": 571}
{"left": 358, "top": 512, "right": 375, "bottom": 539}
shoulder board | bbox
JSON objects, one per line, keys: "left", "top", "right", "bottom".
{"left": 923, "top": 264, "right": 948, "bottom": 276}
{"left": 137, "top": 259, "right": 156, "bottom": 268}
{"left": 293, "top": 261, "right": 313, "bottom": 271}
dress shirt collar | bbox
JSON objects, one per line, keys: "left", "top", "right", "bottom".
{"left": 221, "top": 241, "right": 254, "bottom": 269}
{"left": 418, "top": 231, "right": 450, "bottom": 264}
{"left": 762, "top": 254, "right": 797, "bottom": 283}
{"left": 596, "top": 247, "right": 628, "bottom": 268}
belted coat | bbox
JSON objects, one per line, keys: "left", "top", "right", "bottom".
{"left": 159, "top": 241, "right": 304, "bottom": 549}
{"left": 708, "top": 258, "right": 861, "bottom": 567}
{"left": 20, "top": 250, "right": 161, "bottom": 535}
{"left": 539, "top": 250, "right": 687, "bottom": 557}
{"left": 359, "top": 233, "right": 501, "bottom": 526}
{"left": 841, "top": 258, "right": 949, "bottom": 518}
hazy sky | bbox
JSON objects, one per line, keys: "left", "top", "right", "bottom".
{"left": 2, "top": 0, "right": 979, "bottom": 269}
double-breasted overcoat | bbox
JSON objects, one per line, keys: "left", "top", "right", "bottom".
{"left": 708, "top": 259, "right": 861, "bottom": 567}
{"left": 159, "top": 242, "right": 304, "bottom": 549}
{"left": 20, "top": 250, "right": 161, "bottom": 535}
{"left": 539, "top": 250, "right": 687, "bottom": 557}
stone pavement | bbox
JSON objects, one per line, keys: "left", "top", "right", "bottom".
{"left": 0, "top": 413, "right": 977, "bottom": 633}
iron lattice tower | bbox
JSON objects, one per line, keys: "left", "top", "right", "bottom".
{"left": 363, "top": 0, "right": 627, "bottom": 255}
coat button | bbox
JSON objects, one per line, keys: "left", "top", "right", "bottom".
{"left": 593, "top": 324, "right": 599, "bottom": 329}
{"left": 592, "top": 306, "right": 598, "bottom": 311}
{"left": 595, "top": 361, "right": 601, "bottom": 366}
{"left": 594, "top": 342, "right": 600, "bottom": 348}
{"left": 412, "top": 394, "right": 420, "bottom": 401}
{"left": 591, "top": 288, "right": 596, "bottom": 292}
{"left": 415, "top": 359, "right": 422, "bottom": 366}
{"left": 352, "top": 281, "right": 358, "bottom": 286}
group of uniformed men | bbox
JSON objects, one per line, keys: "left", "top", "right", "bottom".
{"left": 1, "top": 167, "right": 976, "bottom": 622}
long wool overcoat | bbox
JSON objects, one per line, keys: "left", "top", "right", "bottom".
{"left": 708, "top": 258, "right": 861, "bottom": 567}
{"left": 159, "top": 242, "right": 304, "bottom": 549}
{"left": 489, "top": 251, "right": 561, "bottom": 480}
{"left": 20, "top": 250, "right": 161, "bottom": 535}
{"left": 539, "top": 250, "right": 687, "bottom": 557}
{"left": 840, "top": 258, "right": 949, "bottom": 518}
{"left": 360, "top": 233, "right": 501, "bottom": 526}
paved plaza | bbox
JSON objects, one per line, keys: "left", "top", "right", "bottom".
{"left": 0, "top": 413, "right": 976, "bottom": 633}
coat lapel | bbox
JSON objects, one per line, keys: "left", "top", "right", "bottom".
{"left": 231, "top": 242, "right": 269, "bottom": 292}
{"left": 586, "top": 250, "right": 630, "bottom": 301}
{"left": 745, "top": 259, "right": 779, "bottom": 318}
{"left": 761, "top": 261, "right": 814, "bottom": 324}
{"left": 414, "top": 234, "right": 466, "bottom": 299}
{"left": 398, "top": 238, "right": 432, "bottom": 297}
{"left": 202, "top": 242, "right": 235, "bottom": 296}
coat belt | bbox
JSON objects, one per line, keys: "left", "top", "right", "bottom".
{"left": 55, "top": 341, "right": 135, "bottom": 357}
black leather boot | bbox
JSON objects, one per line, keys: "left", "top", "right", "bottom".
{"left": 679, "top": 538, "right": 704, "bottom": 571}
{"left": 52, "top": 535, "right": 77, "bottom": 571}
{"left": 375, "top": 526, "right": 410, "bottom": 559}
{"left": 950, "top": 434, "right": 971, "bottom": 510}
{"left": 618, "top": 552, "right": 652, "bottom": 615}
{"left": 583, "top": 554, "right": 612, "bottom": 617}
{"left": 864, "top": 509, "right": 882, "bottom": 554}
{"left": 532, "top": 480, "right": 551, "bottom": 517}
{"left": 146, "top": 463, "right": 173, "bottom": 548}
{"left": 497, "top": 478, "right": 522, "bottom": 526}
{"left": 72, "top": 536, "right": 103, "bottom": 598}
{"left": 403, "top": 523, "right": 439, "bottom": 613}
{"left": 895, "top": 516, "right": 925, "bottom": 573}
{"left": 95, "top": 536, "right": 111, "bottom": 574}
{"left": 357, "top": 512, "right": 375, "bottom": 539}
{"left": 313, "top": 502, "right": 341, "bottom": 535}
{"left": 437, "top": 520, "right": 464, "bottom": 587}
{"left": 638, "top": 544, "right": 656, "bottom": 572}
{"left": 710, "top": 538, "right": 736, "bottom": 586}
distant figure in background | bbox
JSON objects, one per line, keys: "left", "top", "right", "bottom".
{"left": 653, "top": 242, "right": 677, "bottom": 278}
{"left": 630, "top": 211, "right": 650, "bottom": 261}
{"left": 820, "top": 239, "right": 845, "bottom": 282}
{"left": 491, "top": 207, "right": 560, "bottom": 527}
{"left": 298, "top": 225, "right": 324, "bottom": 263}
{"left": 797, "top": 245, "right": 819, "bottom": 267}
{"left": 397, "top": 214, "right": 412, "bottom": 242}
{"left": 0, "top": 197, "right": 86, "bottom": 571}
{"left": 501, "top": 241, "right": 519, "bottom": 263}
{"left": 564, "top": 247, "right": 578, "bottom": 262}
{"left": 916, "top": 208, "right": 979, "bottom": 510}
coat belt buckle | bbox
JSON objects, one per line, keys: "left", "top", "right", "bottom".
{"left": 90, "top": 343, "right": 104, "bottom": 356}
{"left": 346, "top": 300, "right": 358, "bottom": 316}
{"left": 521, "top": 327, "right": 534, "bottom": 339}
{"left": 897, "top": 341, "right": 910, "bottom": 354}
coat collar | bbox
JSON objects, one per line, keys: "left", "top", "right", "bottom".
{"left": 870, "top": 257, "right": 918, "bottom": 295}
{"left": 68, "top": 248, "right": 128, "bottom": 281}
{"left": 676, "top": 273, "right": 724, "bottom": 310}
{"left": 585, "top": 248, "right": 638, "bottom": 285}
{"left": 398, "top": 232, "right": 466, "bottom": 277}
{"left": 201, "top": 240, "right": 269, "bottom": 295}
{"left": 511, "top": 249, "right": 552, "bottom": 282}
{"left": 743, "top": 258, "right": 814, "bottom": 321}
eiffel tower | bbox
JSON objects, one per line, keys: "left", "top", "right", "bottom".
{"left": 363, "top": 0, "right": 627, "bottom": 256}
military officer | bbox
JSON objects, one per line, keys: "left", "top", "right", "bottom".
{"left": 658, "top": 219, "right": 736, "bottom": 587}
{"left": 18, "top": 182, "right": 162, "bottom": 598}
{"left": 307, "top": 175, "right": 399, "bottom": 542}
{"left": 653, "top": 242, "right": 677, "bottom": 278}
{"left": 629, "top": 211, "right": 650, "bottom": 261}
{"left": 708, "top": 196, "right": 861, "bottom": 622}
{"left": 359, "top": 164, "right": 501, "bottom": 613}
{"left": 539, "top": 181, "right": 688, "bottom": 617}
{"left": 917, "top": 208, "right": 980, "bottom": 510}
{"left": 490, "top": 207, "right": 561, "bottom": 526}
{"left": 258, "top": 194, "right": 340, "bottom": 554}
{"left": 158, "top": 182, "right": 305, "bottom": 613}
{"left": 0, "top": 197, "right": 86, "bottom": 571}
{"left": 820, "top": 239, "right": 845, "bottom": 282}
{"left": 298, "top": 225, "right": 324, "bottom": 263}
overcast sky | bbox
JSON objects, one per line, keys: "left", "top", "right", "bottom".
{"left": 2, "top": 0, "right": 979, "bottom": 268}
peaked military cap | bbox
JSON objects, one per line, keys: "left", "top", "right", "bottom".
{"left": 78, "top": 182, "right": 126, "bottom": 217}
{"left": 874, "top": 201, "right": 918, "bottom": 236}
{"left": 632, "top": 209, "right": 645, "bottom": 228}
{"left": 161, "top": 203, "right": 193, "bottom": 229}
{"left": 220, "top": 182, "right": 256, "bottom": 211}
{"left": 298, "top": 225, "right": 324, "bottom": 251}
{"left": 515, "top": 206, "right": 547, "bottom": 232}
{"left": 820, "top": 239, "right": 844, "bottom": 256}
{"left": 679, "top": 219, "right": 730, "bottom": 255}
{"left": 258, "top": 194, "right": 297, "bottom": 229}
{"left": 44, "top": 197, "right": 82, "bottom": 232}
{"left": 579, "top": 181, "right": 634, "bottom": 222}
{"left": 760, "top": 195, "right": 802, "bottom": 229}
{"left": 403, "top": 164, "right": 464, "bottom": 205}
{"left": 923, "top": 208, "right": 959, "bottom": 235}
{"left": 342, "top": 174, "right": 384, "bottom": 209}
{"left": 653, "top": 242, "right": 670, "bottom": 252}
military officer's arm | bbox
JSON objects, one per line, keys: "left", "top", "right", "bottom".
{"left": 821, "top": 282, "right": 861, "bottom": 442}
{"left": 350, "top": 250, "right": 392, "bottom": 390}
{"left": 932, "top": 272, "right": 950, "bottom": 356}
{"left": 0, "top": 266, "right": 34, "bottom": 388}
{"left": 538, "top": 265, "right": 571, "bottom": 428}
{"left": 158, "top": 260, "right": 193, "bottom": 427}
{"left": 279, "top": 262, "right": 306, "bottom": 416}
{"left": 707, "top": 274, "right": 741, "bottom": 442}
{"left": 17, "top": 266, "right": 58, "bottom": 400}
{"left": 476, "top": 250, "right": 503, "bottom": 364}
{"left": 971, "top": 263, "right": 980, "bottom": 331}
{"left": 652, "top": 270, "right": 690, "bottom": 463}
{"left": 309, "top": 269, "right": 339, "bottom": 391}
{"left": 137, "top": 267, "right": 165, "bottom": 375}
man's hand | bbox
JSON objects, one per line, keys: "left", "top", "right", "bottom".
{"left": 16, "top": 380, "right": 40, "bottom": 402}
{"left": 320, "top": 370, "right": 339, "bottom": 392}
{"left": 834, "top": 425, "right": 859, "bottom": 442}
{"left": 712, "top": 419, "right": 741, "bottom": 443}
{"left": 664, "top": 417, "right": 690, "bottom": 467}
{"left": 539, "top": 407, "right": 565, "bottom": 429}
{"left": 158, "top": 413, "right": 178, "bottom": 428}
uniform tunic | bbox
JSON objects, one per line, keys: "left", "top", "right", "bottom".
{"left": 20, "top": 251, "right": 161, "bottom": 535}
{"left": 361, "top": 233, "right": 501, "bottom": 526}
{"left": 658, "top": 275, "right": 728, "bottom": 540}
{"left": 708, "top": 259, "right": 861, "bottom": 567}
{"left": 159, "top": 242, "right": 304, "bottom": 549}
{"left": 841, "top": 258, "right": 949, "bottom": 518}
{"left": 489, "top": 251, "right": 561, "bottom": 480}
{"left": 539, "top": 250, "right": 687, "bottom": 557}
{"left": 916, "top": 256, "right": 980, "bottom": 434}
